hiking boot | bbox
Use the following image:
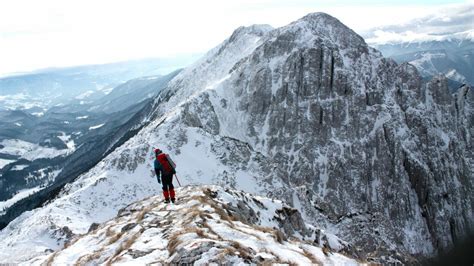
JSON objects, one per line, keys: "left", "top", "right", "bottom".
{"left": 171, "top": 198, "right": 176, "bottom": 203}
{"left": 164, "top": 198, "right": 170, "bottom": 203}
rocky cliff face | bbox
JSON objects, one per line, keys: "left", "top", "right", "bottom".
{"left": 211, "top": 13, "right": 474, "bottom": 258}
{"left": 1, "top": 12, "right": 472, "bottom": 264}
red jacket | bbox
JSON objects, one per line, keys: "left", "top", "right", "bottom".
{"left": 154, "top": 153, "right": 176, "bottom": 176}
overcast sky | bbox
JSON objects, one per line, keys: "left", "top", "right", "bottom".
{"left": 0, "top": 0, "right": 471, "bottom": 77}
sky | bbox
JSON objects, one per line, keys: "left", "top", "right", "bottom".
{"left": 0, "top": 0, "right": 472, "bottom": 77}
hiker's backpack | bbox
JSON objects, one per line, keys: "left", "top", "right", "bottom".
{"left": 157, "top": 153, "right": 176, "bottom": 175}
{"left": 165, "top": 154, "right": 176, "bottom": 169}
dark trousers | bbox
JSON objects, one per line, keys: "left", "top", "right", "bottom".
{"left": 161, "top": 174, "right": 174, "bottom": 191}
{"left": 161, "top": 174, "right": 175, "bottom": 199}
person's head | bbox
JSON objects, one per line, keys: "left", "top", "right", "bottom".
{"left": 154, "top": 148, "right": 162, "bottom": 157}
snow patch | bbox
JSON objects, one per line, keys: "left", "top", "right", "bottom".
{"left": 11, "top": 164, "right": 28, "bottom": 171}
{"left": 89, "top": 123, "right": 105, "bottom": 130}
{"left": 0, "top": 158, "right": 15, "bottom": 169}
{"left": 75, "top": 90, "right": 95, "bottom": 100}
{"left": 31, "top": 112, "right": 44, "bottom": 117}
{"left": 57, "top": 132, "right": 76, "bottom": 152}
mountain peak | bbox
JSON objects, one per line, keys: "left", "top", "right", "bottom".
{"left": 280, "top": 11, "right": 367, "bottom": 50}
{"left": 231, "top": 24, "right": 273, "bottom": 37}
{"left": 299, "top": 12, "right": 337, "bottom": 22}
{"left": 226, "top": 24, "right": 273, "bottom": 46}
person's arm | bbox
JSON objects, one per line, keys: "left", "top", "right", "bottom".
{"left": 154, "top": 160, "right": 162, "bottom": 183}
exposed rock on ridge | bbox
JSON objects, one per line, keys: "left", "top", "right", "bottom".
{"left": 30, "top": 186, "right": 360, "bottom": 265}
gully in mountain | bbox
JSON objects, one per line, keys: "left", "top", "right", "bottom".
{"left": 154, "top": 148, "right": 177, "bottom": 203}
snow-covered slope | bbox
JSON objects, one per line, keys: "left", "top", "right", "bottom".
{"left": 0, "top": 12, "right": 472, "bottom": 264}
{"left": 27, "top": 186, "right": 360, "bottom": 265}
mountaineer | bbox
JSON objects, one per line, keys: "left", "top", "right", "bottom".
{"left": 154, "top": 148, "right": 177, "bottom": 203}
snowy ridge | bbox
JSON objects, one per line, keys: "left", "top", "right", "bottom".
{"left": 156, "top": 24, "right": 273, "bottom": 112}
{"left": 28, "top": 186, "right": 360, "bottom": 265}
{"left": 445, "top": 69, "right": 467, "bottom": 84}
{"left": 404, "top": 51, "right": 470, "bottom": 84}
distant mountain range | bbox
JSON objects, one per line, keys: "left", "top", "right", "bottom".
{"left": 361, "top": 4, "right": 473, "bottom": 89}
{"left": 371, "top": 39, "right": 474, "bottom": 90}
{"left": 0, "top": 55, "right": 199, "bottom": 110}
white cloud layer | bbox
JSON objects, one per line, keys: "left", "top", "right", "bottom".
{"left": 0, "top": 0, "right": 471, "bottom": 76}
{"left": 363, "top": 2, "right": 474, "bottom": 44}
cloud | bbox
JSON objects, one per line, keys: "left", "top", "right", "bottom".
{"left": 0, "top": 0, "right": 471, "bottom": 75}
{"left": 362, "top": 2, "right": 474, "bottom": 44}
